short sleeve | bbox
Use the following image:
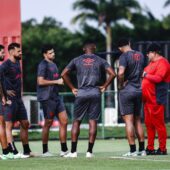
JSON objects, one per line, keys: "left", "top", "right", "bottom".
{"left": 101, "top": 58, "right": 110, "bottom": 69}
{"left": 66, "top": 59, "right": 76, "bottom": 71}
{"left": 119, "top": 53, "right": 127, "bottom": 68}
{"left": 37, "top": 62, "right": 47, "bottom": 77}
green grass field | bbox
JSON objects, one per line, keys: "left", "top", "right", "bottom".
{"left": 0, "top": 139, "right": 170, "bottom": 170}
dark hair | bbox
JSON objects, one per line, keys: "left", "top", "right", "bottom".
{"left": 0, "top": 44, "right": 4, "bottom": 51}
{"left": 146, "top": 43, "right": 161, "bottom": 54}
{"left": 42, "top": 44, "right": 54, "bottom": 54}
{"left": 83, "top": 41, "right": 96, "bottom": 51}
{"left": 117, "top": 38, "right": 130, "bottom": 47}
{"left": 8, "top": 43, "right": 20, "bottom": 51}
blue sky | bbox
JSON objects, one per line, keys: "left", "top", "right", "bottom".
{"left": 21, "top": 0, "right": 170, "bottom": 30}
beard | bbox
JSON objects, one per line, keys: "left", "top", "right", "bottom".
{"left": 14, "top": 55, "right": 21, "bottom": 61}
{"left": 0, "top": 56, "right": 4, "bottom": 61}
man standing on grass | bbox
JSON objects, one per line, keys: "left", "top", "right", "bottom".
{"left": 0, "top": 45, "right": 14, "bottom": 160}
{"left": 62, "top": 42, "right": 115, "bottom": 158}
{"left": 37, "top": 44, "right": 68, "bottom": 157}
{"left": 0, "top": 43, "right": 32, "bottom": 158}
{"left": 117, "top": 38, "right": 146, "bottom": 156}
{"left": 142, "top": 43, "right": 170, "bottom": 155}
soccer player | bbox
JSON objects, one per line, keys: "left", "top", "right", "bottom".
{"left": 0, "top": 45, "right": 14, "bottom": 160}
{"left": 142, "top": 43, "right": 170, "bottom": 155}
{"left": 61, "top": 42, "right": 115, "bottom": 158}
{"left": 117, "top": 38, "right": 146, "bottom": 156}
{"left": 37, "top": 44, "right": 68, "bottom": 157}
{"left": 0, "top": 43, "right": 32, "bottom": 158}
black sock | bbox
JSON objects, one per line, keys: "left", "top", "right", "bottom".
{"left": 87, "top": 142, "right": 94, "bottom": 153}
{"left": 23, "top": 144, "right": 31, "bottom": 155}
{"left": 8, "top": 142, "right": 18, "bottom": 154}
{"left": 71, "top": 142, "right": 77, "bottom": 153}
{"left": 43, "top": 144, "right": 48, "bottom": 153}
{"left": 61, "top": 142, "right": 68, "bottom": 152}
{"left": 130, "top": 144, "right": 136, "bottom": 153}
{"left": 139, "top": 142, "right": 145, "bottom": 152}
{"left": 2, "top": 147, "right": 9, "bottom": 155}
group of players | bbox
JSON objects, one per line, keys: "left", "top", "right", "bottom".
{"left": 0, "top": 38, "right": 169, "bottom": 160}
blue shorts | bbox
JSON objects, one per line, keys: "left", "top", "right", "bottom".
{"left": 4, "top": 98, "right": 28, "bottom": 122}
{"left": 40, "top": 97, "right": 65, "bottom": 119}
{"left": 119, "top": 85, "right": 142, "bottom": 116}
{"left": 74, "top": 94, "right": 101, "bottom": 121}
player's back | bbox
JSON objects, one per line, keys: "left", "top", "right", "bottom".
{"left": 119, "top": 50, "right": 144, "bottom": 89}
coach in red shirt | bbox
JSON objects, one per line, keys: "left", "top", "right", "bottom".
{"left": 142, "top": 43, "right": 170, "bottom": 155}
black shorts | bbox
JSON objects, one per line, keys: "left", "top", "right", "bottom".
{"left": 119, "top": 86, "right": 142, "bottom": 116}
{"left": 74, "top": 94, "right": 101, "bottom": 121}
{"left": 40, "top": 97, "right": 65, "bottom": 119}
{"left": 4, "top": 98, "right": 28, "bottom": 122}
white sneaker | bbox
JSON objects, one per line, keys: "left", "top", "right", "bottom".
{"left": 42, "top": 152, "right": 54, "bottom": 157}
{"left": 86, "top": 152, "right": 94, "bottom": 158}
{"left": 14, "top": 152, "right": 30, "bottom": 159}
{"left": 122, "top": 151, "right": 138, "bottom": 157}
{"left": 60, "top": 150, "right": 69, "bottom": 157}
{"left": 0, "top": 153, "right": 14, "bottom": 160}
{"left": 64, "top": 152, "right": 77, "bottom": 158}
{"left": 138, "top": 150, "right": 146, "bottom": 156}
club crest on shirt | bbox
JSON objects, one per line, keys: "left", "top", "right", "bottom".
{"left": 82, "top": 58, "right": 95, "bottom": 66}
{"left": 53, "top": 73, "right": 59, "bottom": 78}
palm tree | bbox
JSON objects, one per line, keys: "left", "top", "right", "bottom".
{"left": 72, "top": 0, "right": 141, "bottom": 64}
{"left": 164, "top": 0, "right": 170, "bottom": 7}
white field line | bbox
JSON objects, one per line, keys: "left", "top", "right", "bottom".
{"left": 110, "top": 156, "right": 170, "bottom": 163}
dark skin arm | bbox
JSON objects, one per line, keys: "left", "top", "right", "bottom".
{"left": 61, "top": 68, "right": 78, "bottom": 96}
{"left": 99, "top": 67, "right": 116, "bottom": 92}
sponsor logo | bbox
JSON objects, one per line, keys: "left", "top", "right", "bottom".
{"left": 133, "top": 53, "right": 141, "bottom": 61}
{"left": 82, "top": 58, "right": 95, "bottom": 66}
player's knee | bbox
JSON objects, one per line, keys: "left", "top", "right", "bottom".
{"left": 21, "top": 121, "right": 30, "bottom": 130}
{"left": 60, "top": 118, "right": 68, "bottom": 127}
{"left": 44, "top": 119, "right": 53, "bottom": 128}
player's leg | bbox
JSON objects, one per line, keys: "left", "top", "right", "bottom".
{"left": 119, "top": 90, "right": 137, "bottom": 156}
{"left": 58, "top": 110, "right": 68, "bottom": 155}
{"left": 134, "top": 97, "right": 145, "bottom": 155}
{"left": 152, "top": 104, "right": 167, "bottom": 155}
{"left": 41, "top": 100, "right": 54, "bottom": 155}
{"left": 0, "top": 114, "right": 13, "bottom": 159}
{"left": 55, "top": 97, "right": 68, "bottom": 155}
{"left": 64, "top": 97, "right": 86, "bottom": 157}
{"left": 86, "top": 95, "right": 100, "bottom": 157}
{"left": 144, "top": 104, "right": 156, "bottom": 154}
{"left": 4, "top": 102, "right": 19, "bottom": 156}
{"left": 17, "top": 99, "right": 32, "bottom": 156}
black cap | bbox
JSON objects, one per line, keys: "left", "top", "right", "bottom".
{"left": 117, "top": 38, "right": 130, "bottom": 47}
{"left": 146, "top": 43, "right": 161, "bottom": 54}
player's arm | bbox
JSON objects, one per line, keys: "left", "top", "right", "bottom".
{"left": 0, "top": 82, "right": 6, "bottom": 105}
{"left": 118, "top": 66, "right": 126, "bottom": 90}
{"left": 142, "top": 62, "right": 167, "bottom": 83}
{"left": 100, "top": 67, "right": 116, "bottom": 92}
{"left": 37, "top": 77, "right": 64, "bottom": 86}
{"left": 142, "top": 72, "right": 162, "bottom": 83}
{"left": 61, "top": 68, "right": 78, "bottom": 96}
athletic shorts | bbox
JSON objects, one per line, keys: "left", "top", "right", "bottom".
{"left": 40, "top": 97, "right": 65, "bottom": 119}
{"left": 74, "top": 94, "right": 101, "bottom": 121}
{"left": 119, "top": 85, "right": 142, "bottom": 116}
{"left": 4, "top": 98, "right": 28, "bottom": 122}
